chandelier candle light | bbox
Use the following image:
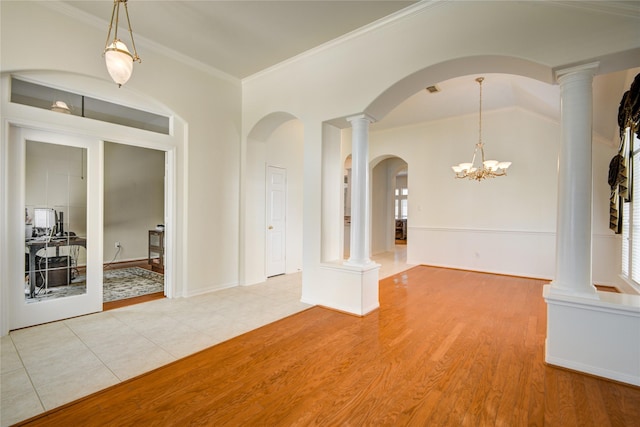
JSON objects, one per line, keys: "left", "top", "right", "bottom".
{"left": 103, "top": 0, "right": 141, "bottom": 87}
{"left": 452, "top": 77, "right": 511, "bottom": 181}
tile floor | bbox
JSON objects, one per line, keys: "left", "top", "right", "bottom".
{"left": 1, "top": 248, "right": 413, "bottom": 426}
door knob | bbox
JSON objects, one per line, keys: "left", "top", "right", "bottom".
{"left": 268, "top": 226, "right": 273, "bottom": 230}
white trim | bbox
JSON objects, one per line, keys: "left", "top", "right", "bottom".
{"left": 182, "top": 281, "right": 238, "bottom": 298}
{"left": 545, "top": 353, "right": 640, "bottom": 387}
{"left": 551, "top": 1, "right": 640, "bottom": 18}
{"left": 408, "top": 225, "right": 556, "bottom": 237}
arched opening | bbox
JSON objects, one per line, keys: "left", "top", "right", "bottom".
{"left": 371, "top": 156, "right": 408, "bottom": 253}
{"left": 244, "top": 112, "right": 304, "bottom": 285}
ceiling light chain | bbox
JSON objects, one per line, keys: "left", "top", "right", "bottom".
{"left": 103, "top": 0, "right": 141, "bottom": 87}
{"left": 452, "top": 77, "right": 512, "bottom": 181}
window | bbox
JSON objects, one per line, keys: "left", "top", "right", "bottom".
{"left": 395, "top": 187, "right": 408, "bottom": 219}
{"left": 10, "top": 77, "right": 170, "bottom": 134}
{"left": 621, "top": 128, "right": 640, "bottom": 289}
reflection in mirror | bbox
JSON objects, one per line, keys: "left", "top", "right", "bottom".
{"left": 24, "top": 141, "right": 87, "bottom": 302}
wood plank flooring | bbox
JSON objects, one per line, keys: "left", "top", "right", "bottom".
{"left": 17, "top": 266, "right": 640, "bottom": 426}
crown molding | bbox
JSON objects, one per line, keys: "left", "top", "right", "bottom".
{"left": 550, "top": 1, "right": 640, "bottom": 18}
{"left": 243, "top": 0, "right": 445, "bottom": 84}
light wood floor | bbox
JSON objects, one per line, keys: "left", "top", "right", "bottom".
{"left": 17, "top": 266, "right": 640, "bottom": 426}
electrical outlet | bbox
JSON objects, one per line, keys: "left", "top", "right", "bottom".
{"left": 115, "top": 241, "right": 121, "bottom": 249}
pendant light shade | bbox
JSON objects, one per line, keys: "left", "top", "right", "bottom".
{"left": 103, "top": 0, "right": 141, "bottom": 87}
{"left": 105, "top": 40, "right": 134, "bottom": 87}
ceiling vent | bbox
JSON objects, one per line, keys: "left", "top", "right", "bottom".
{"left": 425, "top": 85, "right": 440, "bottom": 94}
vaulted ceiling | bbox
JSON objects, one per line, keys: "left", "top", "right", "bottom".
{"left": 61, "top": 0, "right": 416, "bottom": 79}
{"left": 58, "top": 0, "right": 638, "bottom": 143}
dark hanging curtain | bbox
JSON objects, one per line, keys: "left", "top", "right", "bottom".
{"left": 610, "top": 72, "right": 640, "bottom": 234}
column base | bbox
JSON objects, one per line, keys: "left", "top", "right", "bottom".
{"left": 300, "top": 261, "right": 380, "bottom": 316}
{"left": 548, "top": 280, "right": 599, "bottom": 299}
{"left": 543, "top": 284, "right": 640, "bottom": 386}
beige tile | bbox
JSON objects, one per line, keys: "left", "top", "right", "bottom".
{"left": 16, "top": 346, "right": 115, "bottom": 415}
{"left": 0, "top": 369, "right": 44, "bottom": 426}
{"left": 2, "top": 268, "right": 323, "bottom": 419}
{"left": 64, "top": 311, "right": 122, "bottom": 335}
{"left": 172, "top": 309, "right": 228, "bottom": 332}
{"left": 144, "top": 325, "right": 219, "bottom": 359}
{"left": 92, "top": 337, "right": 175, "bottom": 381}
{"left": 1, "top": 336, "right": 23, "bottom": 375}
{"left": 25, "top": 344, "right": 112, "bottom": 391}
{"left": 10, "top": 323, "right": 81, "bottom": 364}
{"left": 35, "top": 364, "right": 119, "bottom": 410}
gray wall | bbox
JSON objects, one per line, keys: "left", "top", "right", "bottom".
{"left": 104, "top": 142, "right": 165, "bottom": 263}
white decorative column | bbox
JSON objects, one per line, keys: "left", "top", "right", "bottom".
{"left": 346, "top": 114, "right": 374, "bottom": 266}
{"left": 542, "top": 62, "right": 640, "bottom": 387}
{"left": 550, "top": 63, "right": 599, "bottom": 298}
{"left": 303, "top": 113, "right": 379, "bottom": 316}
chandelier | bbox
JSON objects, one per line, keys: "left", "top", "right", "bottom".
{"left": 452, "top": 77, "right": 511, "bottom": 181}
{"left": 103, "top": 0, "right": 141, "bottom": 87}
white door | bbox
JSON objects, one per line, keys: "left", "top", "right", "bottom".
{"left": 266, "top": 166, "right": 286, "bottom": 277}
{"left": 8, "top": 127, "right": 103, "bottom": 330}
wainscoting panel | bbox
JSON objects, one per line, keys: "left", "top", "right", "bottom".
{"left": 407, "top": 227, "right": 622, "bottom": 286}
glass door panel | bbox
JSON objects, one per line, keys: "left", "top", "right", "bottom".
{"left": 25, "top": 141, "right": 87, "bottom": 302}
{"left": 9, "top": 126, "right": 101, "bottom": 331}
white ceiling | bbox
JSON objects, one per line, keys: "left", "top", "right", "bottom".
{"left": 59, "top": 0, "right": 637, "bottom": 143}
{"left": 61, "top": 0, "right": 416, "bottom": 79}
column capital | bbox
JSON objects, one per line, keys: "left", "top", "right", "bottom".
{"left": 555, "top": 62, "right": 599, "bottom": 82}
{"left": 346, "top": 113, "right": 376, "bottom": 125}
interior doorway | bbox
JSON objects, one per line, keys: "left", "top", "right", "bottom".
{"left": 394, "top": 169, "right": 408, "bottom": 245}
{"left": 103, "top": 142, "right": 166, "bottom": 307}
{"left": 371, "top": 157, "right": 408, "bottom": 256}
{"left": 266, "top": 165, "right": 287, "bottom": 277}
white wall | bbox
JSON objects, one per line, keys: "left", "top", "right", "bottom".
{"left": 361, "top": 107, "right": 618, "bottom": 284}
{"left": 103, "top": 142, "right": 164, "bottom": 263}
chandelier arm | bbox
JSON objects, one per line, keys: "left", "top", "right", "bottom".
{"left": 470, "top": 145, "right": 478, "bottom": 167}
{"left": 123, "top": 1, "right": 141, "bottom": 62}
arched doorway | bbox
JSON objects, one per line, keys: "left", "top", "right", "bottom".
{"left": 371, "top": 156, "right": 408, "bottom": 256}
{"left": 244, "top": 112, "right": 304, "bottom": 284}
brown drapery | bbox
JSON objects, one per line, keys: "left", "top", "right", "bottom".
{"left": 609, "top": 73, "right": 640, "bottom": 234}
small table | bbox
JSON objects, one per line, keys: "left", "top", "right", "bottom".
{"left": 25, "top": 236, "right": 87, "bottom": 298}
{"left": 148, "top": 230, "right": 164, "bottom": 273}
